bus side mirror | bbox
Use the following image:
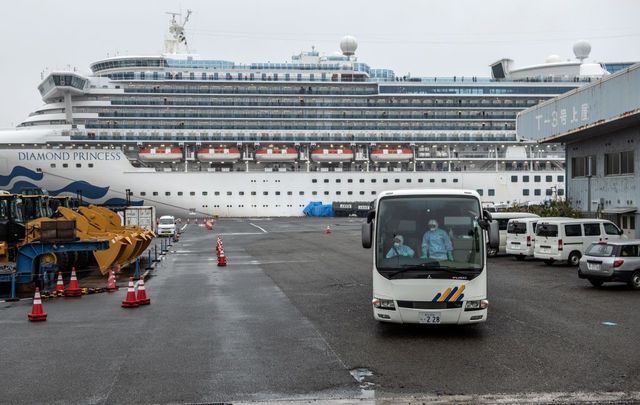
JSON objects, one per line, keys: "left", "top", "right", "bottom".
{"left": 362, "top": 221, "right": 373, "bottom": 249}
{"left": 488, "top": 220, "right": 499, "bottom": 249}
{"left": 366, "top": 209, "right": 375, "bottom": 224}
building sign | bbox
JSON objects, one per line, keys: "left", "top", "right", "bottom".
{"left": 534, "top": 103, "right": 590, "bottom": 132}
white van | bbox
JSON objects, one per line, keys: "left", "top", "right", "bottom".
{"left": 489, "top": 212, "right": 540, "bottom": 256}
{"left": 157, "top": 215, "right": 176, "bottom": 237}
{"left": 506, "top": 217, "right": 570, "bottom": 260}
{"left": 533, "top": 218, "right": 624, "bottom": 266}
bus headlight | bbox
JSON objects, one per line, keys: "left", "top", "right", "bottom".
{"left": 372, "top": 298, "right": 396, "bottom": 310}
{"left": 464, "top": 299, "right": 489, "bottom": 311}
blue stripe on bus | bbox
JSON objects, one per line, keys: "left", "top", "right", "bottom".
{"left": 432, "top": 293, "right": 441, "bottom": 302}
{"left": 444, "top": 286, "right": 458, "bottom": 302}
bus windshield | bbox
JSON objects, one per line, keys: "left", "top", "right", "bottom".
{"left": 375, "top": 195, "right": 483, "bottom": 280}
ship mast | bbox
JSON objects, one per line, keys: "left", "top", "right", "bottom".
{"left": 164, "top": 9, "right": 192, "bottom": 54}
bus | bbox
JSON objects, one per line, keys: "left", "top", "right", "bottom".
{"left": 362, "top": 189, "right": 498, "bottom": 325}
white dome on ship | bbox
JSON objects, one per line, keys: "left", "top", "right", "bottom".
{"left": 340, "top": 35, "right": 358, "bottom": 56}
{"left": 545, "top": 54, "right": 562, "bottom": 63}
{"left": 573, "top": 40, "right": 591, "bottom": 61}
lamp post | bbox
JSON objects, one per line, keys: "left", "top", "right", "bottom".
{"left": 124, "top": 188, "right": 131, "bottom": 225}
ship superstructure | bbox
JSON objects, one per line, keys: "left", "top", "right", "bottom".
{"left": 1, "top": 13, "right": 634, "bottom": 217}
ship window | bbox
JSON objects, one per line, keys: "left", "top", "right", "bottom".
{"left": 453, "top": 179, "right": 458, "bottom": 183}
{"left": 534, "top": 175, "right": 541, "bottom": 182}
{"left": 153, "top": 192, "right": 158, "bottom": 196}
{"left": 348, "top": 191, "right": 353, "bottom": 195}
{"left": 324, "top": 191, "right": 329, "bottom": 195}
{"left": 523, "top": 176, "right": 530, "bottom": 183}
{"left": 558, "top": 175, "right": 564, "bottom": 182}
{"left": 190, "top": 192, "right": 195, "bottom": 196}
{"left": 336, "top": 191, "right": 341, "bottom": 195}
{"left": 140, "top": 192, "right": 146, "bottom": 196}
{"left": 50, "top": 163, "right": 56, "bottom": 168}
{"left": 441, "top": 179, "right": 446, "bottom": 183}
{"left": 336, "top": 179, "right": 341, "bottom": 183}
{"left": 488, "top": 189, "right": 495, "bottom": 196}
{"left": 546, "top": 175, "right": 552, "bottom": 182}
{"left": 558, "top": 189, "right": 565, "bottom": 196}
{"left": 371, "top": 191, "right": 376, "bottom": 195}
{"left": 299, "top": 191, "right": 304, "bottom": 195}
{"left": 177, "top": 192, "right": 183, "bottom": 196}
{"left": 214, "top": 191, "right": 220, "bottom": 196}
{"left": 227, "top": 192, "right": 232, "bottom": 196}
{"left": 263, "top": 191, "right": 268, "bottom": 195}
{"left": 359, "top": 179, "right": 365, "bottom": 183}
{"left": 418, "top": 179, "right": 424, "bottom": 183}
{"left": 534, "top": 189, "right": 541, "bottom": 196}
{"left": 546, "top": 189, "right": 553, "bottom": 196}
{"left": 476, "top": 189, "right": 483, "bottom": 196}
{"left": 347, "top": 179, "right": 353, "bottom": 183}
{"left": 251, "top": 191, "right": 256, "bottom": 195}
{"left": 371, "top": 179, "right": 377, "bottom": 183}
{"left": 239, "top": 191, "right": 245, "bottom": 196}
{"left": 166, "top": 192, "right": 173, "bottom": 196}
{"left": 202, "top": 191, "right": 208, "bottom": 196}
{"left": 287, "top": 191, "right": 292, "bottom": 195}
{"left": 324, "top": 179, "right": 329, "bottom": 183}
{"left": 406, "top": 179, "right": 412, "bottom": 183}
{"left": 88, "top": 163, "right": 94, "bottom": 168}
{"left": 523, "top": 189, "right": 530, "bottom": 196}
{"left": 63, "top": 163, "right": 68, "bottom": 168}
{"left": 511, "top": 175, "right": 518, "bottom": 183}
{"left": 312, "top": 191, "right": 318, "bottom": 195}
{"left": 429, "top": 179, "right": 435, "bottom": 183}
{"left": 383, "top": 179, "right": 388, "bottom": 183}
{"left": 394, "top": 179, "right": 400, "bottom": 183}
{"left": 275, "top": 191, "right": 280, "bottom": 195}
{"left": 312, "top": 179, "right": 317, "bottom": 183}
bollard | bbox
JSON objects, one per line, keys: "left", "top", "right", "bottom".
{"left": 134, "top": 257, "right": 140, "bottom": 279}
{"left": 146, "top": 249, "right": 153, "bottom": 270}
{"left": 6, "top": 271, "right": 18, "bottom": 302}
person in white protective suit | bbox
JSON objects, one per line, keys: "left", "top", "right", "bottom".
{"left": 385, "top": 234, "right": 415, "bottom": 258}
{"left": 421, "top": 219, "right": 454, "bottom": 260}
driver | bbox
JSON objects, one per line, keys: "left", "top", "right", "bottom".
{"left": 385, "top": 234, "right": 415, "bottom": 258}
{"left": 421, "top": 219, "right": 454, "bottom": 261}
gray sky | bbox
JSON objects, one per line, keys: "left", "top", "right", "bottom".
{"left": 1, "top": 0, "right": 638, "bottom": 128}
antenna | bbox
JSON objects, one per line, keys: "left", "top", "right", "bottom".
{"left": 164, "top": 9, "right": 193, "bottom": 54}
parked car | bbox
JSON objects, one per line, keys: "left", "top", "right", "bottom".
{"left": 578, "top": 240, "right": 640, "bottom": 289}
{"left": 488, "top": 212, "right": 540, "bottom": 256}
{"left": 534, "top": 218, "right": 624, "bottom": 266}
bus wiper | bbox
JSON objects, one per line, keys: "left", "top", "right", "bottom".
{"left": 388, "top": 263, "right": 472, "bottom": 279}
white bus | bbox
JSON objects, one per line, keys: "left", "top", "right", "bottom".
{"left": 362, "top": 189, "right": 498, "bottom": 325}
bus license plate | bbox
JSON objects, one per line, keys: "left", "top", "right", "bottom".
{"left": 419, "top": 312, "right": 441, "bottom": 324}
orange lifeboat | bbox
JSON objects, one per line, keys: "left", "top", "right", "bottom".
{"left": 370, "top": 147, "right": 413, "bottom": 162}
{"left": 197, "top": 147, "right": 241, "bottom": 162}
{"left": 255, "top": 147, "right": 298, "bottom": 162}
{"left": 310, "top": 148, "right": 354, "bottom": 162}
{"left": 138, "top": 147, "right": 183, "bottom": 162}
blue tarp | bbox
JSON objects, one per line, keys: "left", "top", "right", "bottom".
{"left": 303, "top": 201, "right": 333, "bottom": 217}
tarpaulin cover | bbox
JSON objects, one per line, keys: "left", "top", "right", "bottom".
{"left": 303, "top": 201, "right": 334, "bottom": 217}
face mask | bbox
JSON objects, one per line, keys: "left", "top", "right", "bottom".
{"left": 393, "top": 242, "right": 400, "bottom": 247}
{"left": 429, "top": 226, "right": 436, "bottom": 230}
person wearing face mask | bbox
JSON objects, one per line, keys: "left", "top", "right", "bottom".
{"left": 385, "top": 234, "right": 415, "bottom": 258}
{"left": 421, "top": 219, "right": 454, "bottom": 260}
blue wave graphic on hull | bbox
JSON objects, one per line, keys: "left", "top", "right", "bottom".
{"left": 50, "top": 181, "right": 110, "bottom": 199}
{"left": 0, "top": 166, "right": 43, "bottom": 187}
{"left": 102, "top": 198, "right": 144, "bottom": 206}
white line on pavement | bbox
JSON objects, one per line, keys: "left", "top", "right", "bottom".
{"left": 249, "top": 223, "right": 268, "bottom": 233}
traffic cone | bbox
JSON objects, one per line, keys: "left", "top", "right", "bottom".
{"left": 206, "top": 221, "right": 213, "bottom": 230}
{"left": 325, "top": 225, "right": 332, "bottom": 234}
{"left": 28, "top": 288, "right": 47, "bottom": 322}
{"left": 217, "top": 250, "right": 227, "bottom": 267}
{"left": 64, "top": 267, "right": 82, "bottom": 297}
{"left": 106, "top": 270, "right": 118, "bottom": 292}
{"left": 121, "top": 278, "right": 139, "bottom": 308}
{"left": 55, "top": 272, "right": 65, "bottom": 295}
{"left": 136, "top": 276, "right": 150, "bottom": 305}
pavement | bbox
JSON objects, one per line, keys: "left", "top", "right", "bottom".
{"left": 0, "top": 217, "right": 639, "bottom": 404}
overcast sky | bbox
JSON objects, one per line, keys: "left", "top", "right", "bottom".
{"left": 1, "top": 0, "right": 638, "bottom": 127}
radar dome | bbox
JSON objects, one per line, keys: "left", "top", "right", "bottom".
{"left": 340, "top": 35, "right": 358, "bottom": 57}
{"left": 573, "top": 40, "right": 591, "bottom": 62}
{"left": 545, "top": 54, "right": 562, "bottom": 63}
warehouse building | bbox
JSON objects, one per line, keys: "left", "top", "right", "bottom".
{"left": 517, "top": 63, "right": 640, "bottom": 238}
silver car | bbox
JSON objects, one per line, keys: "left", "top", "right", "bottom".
{"left": 578, "top": 240, "right": 640, "bottom": 289}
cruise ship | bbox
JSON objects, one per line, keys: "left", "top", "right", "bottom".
{"left": 0, "top": 12, "right": 634, "bottom": 217}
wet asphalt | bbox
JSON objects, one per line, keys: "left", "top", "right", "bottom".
{"left": 0, "top": 217, "right": 639, "bottom": 404}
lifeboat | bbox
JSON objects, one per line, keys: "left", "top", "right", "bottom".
{"left": 138, "top": 147, "right": 183, "bottom": 162}
{"left": 370, "top": 147, "right": 413, "bottom": 162}
{"left": 255, "top": 147, "right": 298, "bottom": 162}
{"left": 197, "top": 147, "right": 241, "bottom": 162}
{"left": 310, "top": 148, "right": 354, "bottom": 162}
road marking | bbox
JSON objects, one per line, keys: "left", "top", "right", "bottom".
{"left": 218, "top": 232, "right": 264, "bottom": 236}
{"left": 602, "top": 321, "right": 618, "bottom": 326}
{"left": 180, "top": 224, "right": 187, "bottom": 232}
{"left": 249, "top": 222, "right": 268, "bottom": 233}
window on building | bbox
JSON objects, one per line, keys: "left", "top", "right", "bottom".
{"left": 545, "top": 189, "right": 553, "bottom": 196}
{"left": 546, "top": 175, "right": 552, "bottom": 182}
{"left": 523, "top": 189, "right": 530, "bottom": 196}
{"left": 557, "top": 175, "right": 564, "bottom": 182}
{"left": 488, "top": 189, "right": 495, "bottom": 196}
{"left": 558, "top": 189, "right": 565, "bottom": 196}
{"left": 476, "top": 189, "right": 484, "bottom": 196}
{"left": 534, "top": 189, "right": 541, "bottom": 196}
{"left": 605, "top": 151, "right": 633, "bottom": 175}
{"left": 522, "top": 176, "right": 529, "bottom": 182}
{"left": 511, "top": 175, "right": 518, "bottom": 183}
{"left": 572, "top": 155, "right": 596, "bottom": 177}
{"left": 534, "top": 175, "right": 541, "bottom": 182}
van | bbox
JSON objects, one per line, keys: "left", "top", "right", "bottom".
{"left": 157, "top": 215, "right": 176, "bottom": 237}
{"left": 489, "top": 212, "right": 540, "bottom": 256}
{"left": 534, "top": 219, "right": 624, "bottom": 266}
{"left": 506, "top": 217, "right": 569, "bottom": 260}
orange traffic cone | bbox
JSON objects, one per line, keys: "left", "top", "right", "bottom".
{"left": 121, "top": 278, "right": 139, "bottom": 308}
{"left": 106, "top": 270, "right": 118, "bottom": 292}
{"left": 64, "top": 267, "right": 82, "bottom": 297}
{"left": 325, "top": 225, "right": 332, "bottom": 234}
{"left": 136, "top": 276, "right": 150, "bottom": 305}
{"left": 55, "top": 272, "right": 65, "bottom": 294}
{"left": 206, "top": 221, "right": 213, "bottom": 230}
{"left": 28, "top": 288, "right": 47, "bottom": 322}
{"left": 217, "top": 250, "right": 227, "bottom": 267}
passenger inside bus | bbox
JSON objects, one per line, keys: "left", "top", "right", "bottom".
{"left": 385, "top": 234, "right": 415, "bottom": 258}
{"left": 421, "top": 219, "right": 454, "bottom": 260}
